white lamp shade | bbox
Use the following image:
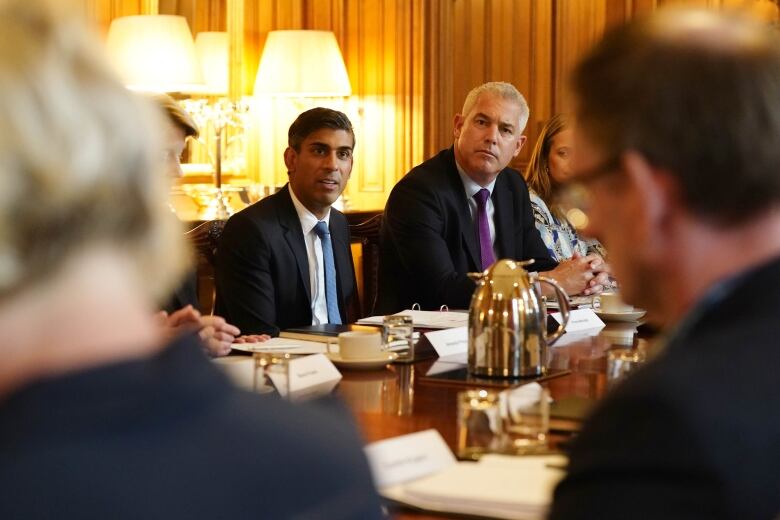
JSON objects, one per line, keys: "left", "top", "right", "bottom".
{"left": 253, "top": 30, "right": 351, "bottom": 97}
{"left": 195, "top": 32, "right": 229, "bottom": 95}
{"left": 106, "top": 15, "right": 204, "bottom": 93}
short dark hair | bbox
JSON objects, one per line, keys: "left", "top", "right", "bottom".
{"left": 571, "top": 9, "right": 780, "bottom": 226}
{"left": 288, "top": 107, "right": 355, "bottom": 152}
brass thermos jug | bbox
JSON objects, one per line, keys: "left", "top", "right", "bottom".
{"left": 468, "top": 259, "right": 570, "bottom": 378}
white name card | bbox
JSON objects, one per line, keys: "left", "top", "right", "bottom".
{"left": 364, "top": 429, "right": 457, "bottom": 489}
{"left": 551, "top": 308, "right": 604, "bottom": 333}
{"left": 424, "top": 326, "right": 468, "bottom": 357}
{"left": 266, "top": 353, "right": 342, "bottom": 401}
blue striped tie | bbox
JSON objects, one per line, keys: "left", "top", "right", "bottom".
{"left": 313, "top": 221, "right": 342, "bottom": 325}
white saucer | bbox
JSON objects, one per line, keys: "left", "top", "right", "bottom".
{"left": 325, "top": 352, "right": 398, "bottom": 370}
{"left": 595, "top": 309, "right": 646, "bottom": 322}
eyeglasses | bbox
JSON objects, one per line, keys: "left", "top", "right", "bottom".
{"left": 574, "top": 154, "right": 622, "bottom": 185}
{"left": 556, "top": 153, "right": 623, "bottom": 230}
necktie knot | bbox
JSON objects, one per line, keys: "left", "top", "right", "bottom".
{"left": 474, "top": 188, "right": 490, "bottom": 208}
{"left": 313, "top": 220, "right": 329, "bottom": 238}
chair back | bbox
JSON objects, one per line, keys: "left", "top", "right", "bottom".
{"left": 184, "top": 219, "right": 226, "bottom": 314}
{"left": 349, "top": 213, "right": 382, "bottom": 318}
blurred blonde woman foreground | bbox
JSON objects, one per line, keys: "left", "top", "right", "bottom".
{"left": 524, "top": 114, "right": 606, "bottom": 262}
{"left": 0, "top": 1, "right": 381, "bottom": 518}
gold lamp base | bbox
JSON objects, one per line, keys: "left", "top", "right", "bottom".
{"left": 182, "top": 185, "right": 236, "bottom": 221}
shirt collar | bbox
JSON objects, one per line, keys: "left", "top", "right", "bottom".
{"left": 455, "top": 160, "right": 497, "bottom": 199}
{"left": 289, "top": 184, "right": 330, "bottom": 234}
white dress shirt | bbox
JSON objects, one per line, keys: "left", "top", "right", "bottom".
{"left": 289, "top": 187, "right": 331, "bottom": 325}
{"left": 455, "top": 161, "right": 498, "bottom": 256}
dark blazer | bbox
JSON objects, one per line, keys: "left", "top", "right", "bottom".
{"left": 549, "top": 257, "right": 780, "bottom": 520}
{"left": 215, "top": 185, "right": 356, "bottom": 336}
{"left": 0, "top": 334, "right": 383, "bottom": 519}
{"left": 377, "top": 147, "right": 557, "bottom": 313}
{"left": 161, "top": 270, "right": 199, "bottom": 314}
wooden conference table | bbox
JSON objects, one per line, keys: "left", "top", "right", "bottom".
{"left": 334, "top": 322, "right": 655, "bottom": 519}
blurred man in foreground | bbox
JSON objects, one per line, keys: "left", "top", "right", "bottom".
{"left": 550, "top": 9, "right": 780, "bottom": 519}
{"left": 0, "top": 1, "right": 381, "bottom": 518}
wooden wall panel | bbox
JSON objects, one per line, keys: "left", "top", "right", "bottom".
{"left": 78, "top": 0, "right": 146, "bottom": 33}
{"left": 423, "top": 0, "right": 455, "bottom": 159}
{"left": 80, "top": 0, "right": 777, "bottom": 210}
{"left": 158, "top": 0, "right": 225, "bottom": 32}
{"left": 425, "top": 0, "right": 557, "bottom": 170}
{"left": 554, "top": 1, "right": 609, "bottom": 115}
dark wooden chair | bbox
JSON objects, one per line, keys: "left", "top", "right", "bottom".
{"left": 184, "top": 219, "right": 226, "bottom": 314}
{"left": 349, "top": 213, "right": 383, "bottom": 319}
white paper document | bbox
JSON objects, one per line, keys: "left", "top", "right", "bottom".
{"left": 390, "top": 455, "right": 565, "bottom": 520}
{"left": 367, "top": 428, "right": 567, "bottom": 520}
{"left": 551, "top": 308, "right": 604, "bottom": 333}
{"left": 364, "top": 429, "right": 456, "bottom": 489}
{"left": 266, "top": 353, "right": 342, "bottom": 401}
{"left": 231, "top": 337, "right": 329, "bottom": 354}
{"left": 358, "top": 310, "right": 468, "bottom": 329}
{"left": 546, "top": 295, "right": 594, "bottom": 310}
{"left": 381, "top": 454, "right": 567, "bottom": 520}
{"left": 424, "top": 326, "right": 468, "bottom": 357}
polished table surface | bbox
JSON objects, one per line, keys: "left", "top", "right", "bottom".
{"left": 334, "top": 322, "right": 655, "bottom": 519}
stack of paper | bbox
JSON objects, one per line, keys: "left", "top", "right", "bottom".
{"left": 366, "top": 428, "right": 566, "bottom": 520}
{"left": 358, "top": 310, "right": 468, "bottom": 329}
{"left": 383, "top": 455, "right": 566, "bottom": 520}
{"left": 231, "top": 337, "right": 329, "bottom": 354}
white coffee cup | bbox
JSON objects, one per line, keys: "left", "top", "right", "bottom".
{"left": 593, "top": 292, "right": 632, "bottom": 313}
{"left": 338, "top": 331, "right": 383, "bottom": 359}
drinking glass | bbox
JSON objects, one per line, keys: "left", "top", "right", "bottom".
{"left": 382, "top": 314, "right": 415, "bottom": 361}
{"left": 456, "top": 389, "right": 503, "bottom": 460}
{"left": 253, "top": 351, "right": 291, "bottom": 395}
{"left": 499, "top": 385, "right": 550, "bottom": 454}
{"left": 606, "top": 348, "right": 646, "bottom": 387}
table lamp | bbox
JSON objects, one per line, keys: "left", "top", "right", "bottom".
{"left": 253, "top": 30, "right": 352, "bottom": 97}
{"left": 106, "top": 15, "right": 203, "bottom": 93}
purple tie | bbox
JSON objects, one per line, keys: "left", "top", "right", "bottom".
{"left": 473, "top": 188, "right": 496, "bottom": 270}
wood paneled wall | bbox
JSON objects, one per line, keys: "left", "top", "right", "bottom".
{"left": 79, "top": 0, "right": 772, "bottom": 209}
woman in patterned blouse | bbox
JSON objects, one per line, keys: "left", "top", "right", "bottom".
{"left": 524, "top": 114, "right": 606, "bottom": 262}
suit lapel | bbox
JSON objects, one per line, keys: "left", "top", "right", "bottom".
{"left": 444, "top": 152, "right": 481, "bottom": 270}
{"left": 277, "top": 187, "right": 312, "bottom": 302}
{"left": 492, "top": 171, "right": 515, "bottom": 258}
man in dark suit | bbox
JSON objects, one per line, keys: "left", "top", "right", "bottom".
{"left": 216, "top": 108, "right": 357, "bottom": 336}
{"left": 549, "top": 10, "right": 780, "bottom": 519}
{"left": 378, "top": 81, "right": 609, "bottom": 313}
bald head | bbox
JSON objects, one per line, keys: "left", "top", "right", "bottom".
{"left": 572, "top": 9, "right": 780, "bottom": 226}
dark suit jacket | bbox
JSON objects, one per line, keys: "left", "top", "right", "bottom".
{"left": 0, "top": 334, "right": 382, "bottom": 519}
{"left": 377, "top": 147, "right": 557, "bottom": 313}
{"left": 549, "top": 257, "right": 780, "bottom": 520}
{"left": 215, "top": 185, "right": 357, "bottom": 336}
{"left": 161, "top": 270, "right": 199, "bottom": 314}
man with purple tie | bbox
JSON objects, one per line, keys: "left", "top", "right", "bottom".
{"left": 377, "top": 82, "right": 608, "bottom": 313}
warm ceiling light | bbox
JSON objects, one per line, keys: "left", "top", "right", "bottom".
{"left": 195, "top": 32, "right": 229, "bottom": 95}
{"left": 253, "top": 30, "right": 351, "bottom": 97}
{"left": 106, "top": 15, "right": 203, "bottom": 93}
